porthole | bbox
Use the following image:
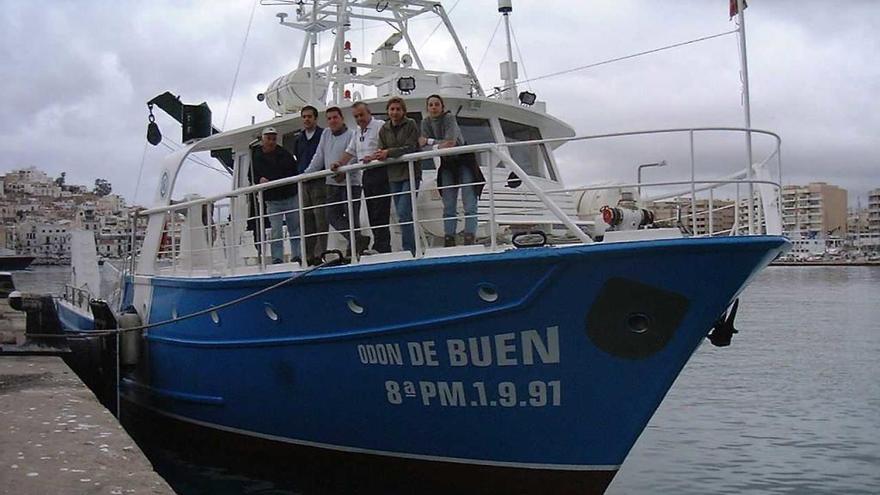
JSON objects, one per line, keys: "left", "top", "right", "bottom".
{"left": 626, "top": 313, "right": 651, "bottom": 334}
{"left": 210, "top": 310, "right": 220, "bottom": 325}
{"left": 264, "top": 303, "right": 279, "bottom": 322}
{"left": 346, "top": 296, "right": 365, "bottom": 315}
{"left": 478, "top": 284, "right": 499, "bottom": 303}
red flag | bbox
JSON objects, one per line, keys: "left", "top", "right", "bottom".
{"left": 729, "top": 0, "right": 748, "bottom": 19}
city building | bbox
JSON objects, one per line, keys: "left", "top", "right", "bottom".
{"left": 781, "top": 182, "right": 847, "bottom": 238}
{"left": 1, "top": 166, "right": 147, "bottom": 263}
{"left": 869, "top": 188, "right": 880, "bottom": 234}
{"left": 16, "top": 220, "right": 72, "bottom": 263}
{"left": 649, "top": 199, "right": 736, "bottom": 236}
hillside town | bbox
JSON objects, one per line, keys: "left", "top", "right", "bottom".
{"left": 0, "top": 166, "right": 877, "bottom": 264}
{"left": 0, "top": 166, "right": 147, "bottom": 264}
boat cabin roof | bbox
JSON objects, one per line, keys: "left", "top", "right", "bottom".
{"left": 187, "top": 95, "right": 575, "bottom": 156}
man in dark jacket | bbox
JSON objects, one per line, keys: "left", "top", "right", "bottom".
{"left": 291, "top": 105, "right": 328, "bottom": 265}
{"left": 252, "top": 126, "right": 300, "bottom": 264}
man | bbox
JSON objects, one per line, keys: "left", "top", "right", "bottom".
{"left": 291, "top": 105, "right": 327, "bottom": 265}
{"left": 251, "top": 127, "right": 300, "bottom": 264}
{"left": 303, "top": 107, "right": 370, "bottom": 258}
{"left": 330, "top": 102, "right": 389, "bottom": 253}
{"left": 369, "top": 97, "right": 421, "bottom": 254}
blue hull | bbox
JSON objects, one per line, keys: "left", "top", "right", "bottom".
{"left": 62, "top": 236, "right": 788, "bottom": 490}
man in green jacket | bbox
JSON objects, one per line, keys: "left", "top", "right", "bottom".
{"left": 369, "top": 97, "right": 421, "bottom": 254}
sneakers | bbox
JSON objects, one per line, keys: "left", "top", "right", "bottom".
{"left": 463, "top": 233, "right": 476, "bottom": 246}
{"left": 444, "top": 235, "right": 456, "bottom": 247}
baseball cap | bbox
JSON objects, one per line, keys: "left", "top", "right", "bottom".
{"left": 261, "top": 126, "right": 278, "bottom": 136}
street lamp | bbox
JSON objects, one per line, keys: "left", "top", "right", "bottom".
{"left": 637, "top": 160, "right": 668, "bottom": 197}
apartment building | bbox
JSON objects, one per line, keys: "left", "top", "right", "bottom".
{"left": 869, "top": 188, "right": 880, "bottom": 234}
{"left": 781, "top": 182, "right": 847, "bottom": 237}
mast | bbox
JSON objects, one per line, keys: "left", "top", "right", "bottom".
{"left": 309, "top": 0, "right": 318, "bottom": 104}
{"left": 736, "top": 0, "right": 755, "bottom": 234}
{"left": 499, "top": 0, "right": 517, "bottom": 102}
{"left": 333, "top": 0, "right": 349, "bottom": 104}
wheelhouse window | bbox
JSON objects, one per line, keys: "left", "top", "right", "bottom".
{"left": 457, "top": 117, "right": 494, "bottom": 145}
{"left": 500, "top": 119, "right": 554, "bottom": 179}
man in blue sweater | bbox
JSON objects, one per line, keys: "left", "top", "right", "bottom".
{"left": 291, "top": 105, "right": 327, "bottom": 266}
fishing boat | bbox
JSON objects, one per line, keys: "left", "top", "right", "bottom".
{"left": 56, "top": 1, "right": 788, "bottom": 493}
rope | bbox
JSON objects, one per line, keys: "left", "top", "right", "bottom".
{"left": 490, "top": 29, "right": 738, "bottom": 96}
{"left": 132, "top": 140, "right": 149, "bottom": 204}
{"left": 475, "top": 16, "right": 503, "bottom": 73}
{"left": 221, "top": 0, "right": 259, "bottom": 130}
{"left": 418, "top": 0, "right": 461, "bottom": 50}
{"left": 27, "top": 260, "right": 333, "bottom": 339}
{"left": 159, "top": 142, "right": 230, "bottom": 177}
{"left": 508, "top": 17, "right": 531, "bottom": 91}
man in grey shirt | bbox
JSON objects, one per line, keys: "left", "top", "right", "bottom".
{"left": 303, "top": 107, "right": 369, "bottom": 257}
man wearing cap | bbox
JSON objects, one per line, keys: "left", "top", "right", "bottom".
{"left": 303, "top": 107, "right": 370, "bottom": 258}
{"left": 252, "top": 126, "right": 301, "bottom": 264}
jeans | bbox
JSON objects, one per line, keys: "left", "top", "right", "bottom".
{"left": 363, "top": 168, "right": 391, "bottom": 253}
{"left": 265, "top": 196, "right": 301, "bottom": 263}
{"left": 389, "top": 178, "right": 421, "bottom": 254}
{"left": 440, "top": 165, "right": 478, "bottom": 236}
{"left": 326, "top": 185, "right": 364, "bottom": 245}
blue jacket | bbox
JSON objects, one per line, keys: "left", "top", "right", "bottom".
{"left": 292, "top": 126, "right": 323, "bottom": 174}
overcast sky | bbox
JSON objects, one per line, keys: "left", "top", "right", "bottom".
{"left": 1, "top": 0, "right": 877, "bottom": 206}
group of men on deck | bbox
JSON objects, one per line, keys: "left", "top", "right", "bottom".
{"left": 251, "top": 97, "right": 422, "bottom": 266}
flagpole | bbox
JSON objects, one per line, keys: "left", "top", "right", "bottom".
{"left": 736, "top": 0, "right": 755, "bottom": 234}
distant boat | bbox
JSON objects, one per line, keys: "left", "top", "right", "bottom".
{"left": 0, "top": 248, "right": 34, "bottom": 271}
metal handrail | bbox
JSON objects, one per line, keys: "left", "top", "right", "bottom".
{"left": 139, "top": 126, "right": 780, "bottom": 217}
{"left": 136, "top": 126, "right": 784, "bottom": 275}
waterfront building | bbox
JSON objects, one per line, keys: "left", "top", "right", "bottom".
{"left": 781, "top": 182, "right": 848, "bottom": 238}
{"left": 869, "top": 188, "right": 880, "bottom": 234}
{"left": 15, "top": 220, "right": 72, "bottom": 263}
{"left": 649, "top": 199, "right": 736, "bottom": 236}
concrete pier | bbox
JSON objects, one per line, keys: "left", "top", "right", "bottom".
{"left": 0, "top": 356, "right": 173, "bottom": 494}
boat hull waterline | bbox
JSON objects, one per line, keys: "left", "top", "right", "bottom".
{"left": 60, "top": 236, "right": 788, "bottom": 493}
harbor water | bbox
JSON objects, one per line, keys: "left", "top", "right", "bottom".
{"left": 10, "top": 265, "right": 880, "bottom": 494}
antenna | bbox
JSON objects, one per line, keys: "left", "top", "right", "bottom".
{"left": 498, "top": 0, "right": 518, "bottom": 102}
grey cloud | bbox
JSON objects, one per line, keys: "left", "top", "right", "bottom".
{"left": 1, "top": 0, "right": 877, "bottom": 204}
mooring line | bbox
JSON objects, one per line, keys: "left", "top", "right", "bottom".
{"left": 26, "top": 260, "right": 333, "bottom": 339}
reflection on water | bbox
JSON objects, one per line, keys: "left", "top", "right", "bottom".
{"left": 609, "top": 267, "right": 880, "bottom": 494}
{"left": 12, "top": 266, "right": 880, "bottom": 494}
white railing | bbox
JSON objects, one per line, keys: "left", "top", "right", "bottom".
{"left": 63, "top": 284, "right": 93, "bottom": 312}
{"left": 133, "top": 127, "right": 782, "bottom": 277}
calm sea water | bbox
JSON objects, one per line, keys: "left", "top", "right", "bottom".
{"left": 11, "top": 265, "right": 880, "bottom": 494}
